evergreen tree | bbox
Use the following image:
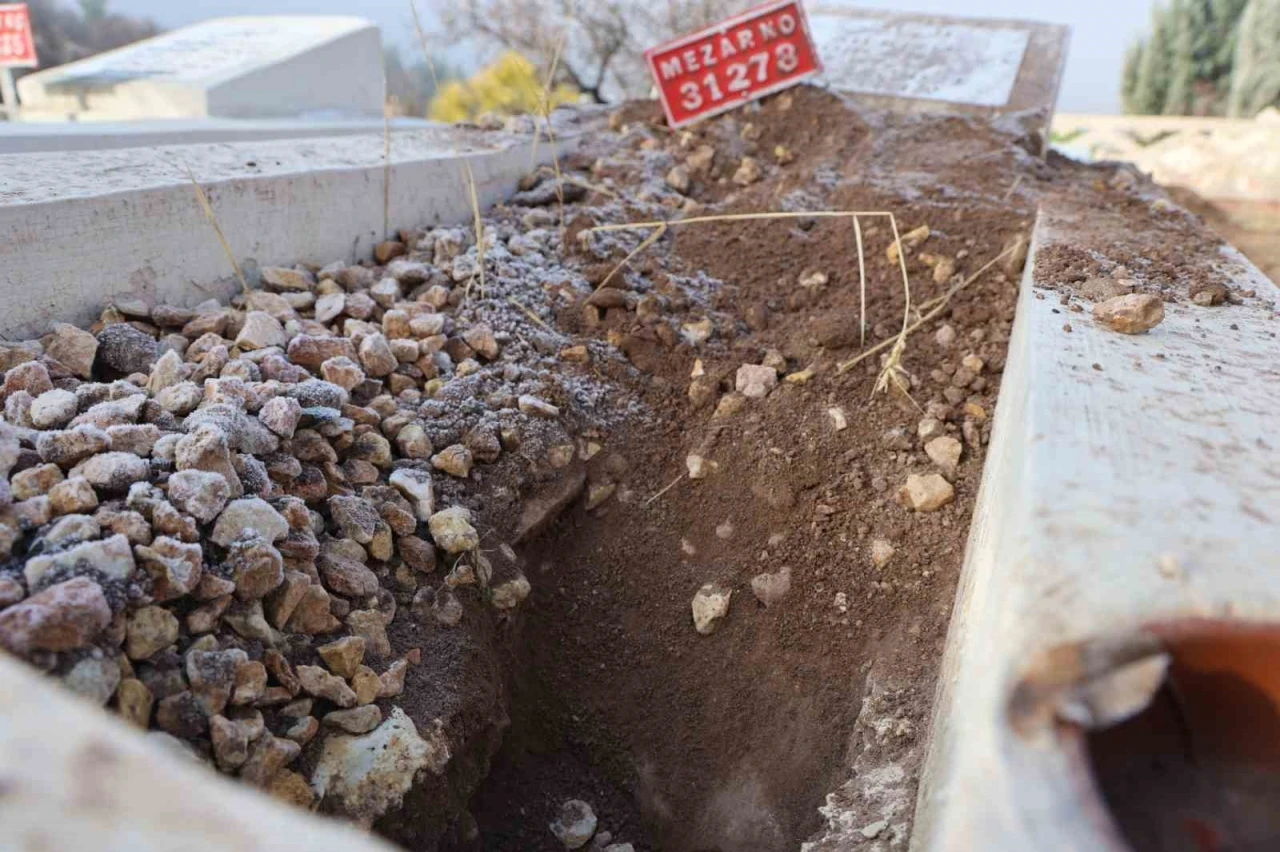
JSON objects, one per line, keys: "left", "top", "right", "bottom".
{"left": 1229, "top": 0, "right": 1280, "bottom": 116}
{"left": 1122, "top": 40, "right": 1145, "bottom": 114}
{"left": 1131, "top": 5, "right": 1175, "bottom": 114}
{"left": 1123, "top": 0, "right": 1251, "bottom": 115}
{"left": 1164, "top": 0, "right": 1196, "bottom": 114}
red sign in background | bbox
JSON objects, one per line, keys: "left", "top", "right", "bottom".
{"left": 0, "top": 3, "right": 37, "bottom": 68}
{"left": 645, "top": 0, "right": 822, "bottom": 129}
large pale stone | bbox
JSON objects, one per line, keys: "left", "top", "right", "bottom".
{"left": 311, "top": 707, "right": 450, "bottom": 826}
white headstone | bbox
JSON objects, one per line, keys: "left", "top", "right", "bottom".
{"left": 807, "top": 7, "right": 1068, "bottom": 119}
{"left": 16, "top": 16, "right": 384, "bottom": 121}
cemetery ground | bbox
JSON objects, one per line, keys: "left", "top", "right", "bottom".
{"left": 0, "top": 85, "right": 1246, "bottom": 851}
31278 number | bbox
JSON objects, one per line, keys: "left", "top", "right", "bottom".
{"left": 678, "top": 43, "right": 799, "bottom": 112}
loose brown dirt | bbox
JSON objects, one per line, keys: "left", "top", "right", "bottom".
{"left": 432, "top": 87, "right": 1147, "bottom": 851}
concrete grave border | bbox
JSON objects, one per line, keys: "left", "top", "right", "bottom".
{"left": 913, "top": 199, "right": 1280, "bottom": 850}
{"left": 0, "top": 123, "right": 579, "bottom": 339}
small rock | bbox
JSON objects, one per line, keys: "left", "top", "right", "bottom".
{"left": 75, "top": 452, "right": 150, "bottom": 492}
{"left": 870, "top": 539, "right": 895, "bottom": 569}
{"left": 166, "top": 469, "right": 230, "bottom": 522}
{"left": 240, "top": 734, "right": 302, "bottom": 788}
{"left": 136, "top": 536, "right": 204, "bottom": 600}
{"left": 665, "top": 165, "right": 691, "bottom": 193}
{"left": 428, "top": 506, "right": 479, "bottom": 554}
{"left": 210, "top": 713, "right": 250, "bottom": 770}
{"left": 116, "top": 677, "right": 154, "bottom": 727}
{"left": 125, "top": 605, "right": 180, "bottom": 660}
{"left": 735, "top": 364, "right": 777, "bottom": 399}
{"left": 318, "top": 636, "right": 366, "bottom": 679}
{"left": 258, "top": 396, "right": 302, "bottom": 439}
{"left": 732, "top": 157, "right": 762, "bottom": 186}
{"left": 1093, "top": 294, "right": 1165, "bottom": 334}
{"left": 62, "top": 654, "right": 121, "bottom": 706}
{"left": 917, "top": 417, "right": 945, "bottom": 443}
{"left": 0, "top": 576, "right": 110, "bottom": 654}
{"left": 898, "top": 473, "right": 955, "bottom": 513}
{"left": 38, "top": 425, "right": 111, "bottom": 468}
{"left": 261, "top": 266, "right": 315, "bottom": 292}
{"left": 296, "top": 664, "right": 357, "bottom": 707}
{"left": 490, "top": 574, "right": 531, "bottom": 610}
{"left": 431, "top": 444, "right": 473, "bottom": 478}
{"left": 311, "top": 707, "right": 448, "bottom": 825}
{"left": 29, "top": 389, "right": 79, "bottom": 429}
{"left": 828, "top": 407, "right": 849, "bottom": 431}
{"left": 389, "top": 468, "right": 434, "bottom": 520}
{"left": 935, "top": 324, "right": 957, "bottom": 349}
{"left": 48, "top": 477, "right": 98, "bottom": 516}
{"left": 24, "top": 533, "right": 135, "bottom": 590}
{"left": 518, "top": 395, "right": 559, "bottom": 418}
{"left": 211, "top": 497, "right": 288, "bottom": 547}
{"left": 751, "top": 566, "right": 791, "bottom": 608}
{"left": 461, "top": 324, "right": 500, "bottom": 360}
{"left": 691, "top": 583, "right": 731, "bottom": 635}
{"left": 686, "top": 453, "right": 718, "bottom": 480}
{"left": 95, "top": 323, "right": 158, "bottom": 375}
{"left": 358, "top": 333, "right": 398, "bottom": 377}
{"left": 44, "top": 323, "right": 99, "bottom": 378}
{"left": 550, "top": 799, "right": 598, "bottom": 850}
{"left": 227, "top": 535, "right": 285, "bottom": 600}
{"left": 925, "top": 436, "right": 963, "bottom": 478}
{"left": 236, "top": 311, "right": 287, "bottom": 350}
{"left": 325, "top": 705, "right": 383, "bottom": 734}
{"left": 860, "top": 820, "right": 888, "bottom": 839}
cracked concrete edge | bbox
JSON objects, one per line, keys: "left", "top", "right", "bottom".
{"left": 0, "top": 651, "right": 399, "bottom": 852}
{"left": 911, "top": 201, "right": 1280, "bottom": 850}
{"left": 0, "top": 124, "right": 581, "bottom": 339}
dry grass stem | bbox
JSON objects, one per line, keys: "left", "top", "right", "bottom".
{"left": 184, "top": 167, "right": 247, "bottom": 292}
{"left": 408, "top": 0, "right": 441, "bottom": 92}
{"left": 463, "top": 162, "right": 487, "bottom": 301}
{"left": 854, "top": 216, "right": 867, "bottom": 347}
{"left": 645, "top": 473, "right": 685, "bottom": 507}
{"left": 836, "top": 242, "right": 1020, "bottom": 376}
{"left": 597, "top": 223, "right": 668, "bottom": 292}
{"left": 507, "top": 296, "right": 553, "bottom": 332}
{"left": 382, "top": 111, "right": 392, "bottom": 240}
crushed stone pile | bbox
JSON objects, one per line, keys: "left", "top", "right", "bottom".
{"left": 0, "top": 194, "right": 649, "bottom": 823}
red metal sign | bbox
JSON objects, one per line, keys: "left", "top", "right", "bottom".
{"left": 0, "top": 3, "right": 37, "bottom": 68}
{"left": 645, "top": 0, "right": 822, "bottom": 129}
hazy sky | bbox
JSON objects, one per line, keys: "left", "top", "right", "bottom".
{"left": 107, "top": 0, "right": 1154, "bottom": 114}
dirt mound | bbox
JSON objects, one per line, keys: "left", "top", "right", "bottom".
{"left": 0, "top": 85, "right": 1159, "bottom": 851}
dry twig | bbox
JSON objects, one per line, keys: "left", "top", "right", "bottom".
{"left": 184, "top": 167, "right": 247, "bottom": 293}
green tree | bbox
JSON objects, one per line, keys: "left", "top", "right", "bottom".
{"left": 1129, "top": 5, "right": 1175, "bottom": 114}
{"left": 78, "top": 0, "right": 107, "bottom": 22}
{"left": 1164, "top": 0, "right": 1196, "bottom": 114}
{"left": 1122, "top": 0, "right": 1250, "bottom": 115}
{"left": 1229, "top": 0, "right": 1280, "bottom": 116}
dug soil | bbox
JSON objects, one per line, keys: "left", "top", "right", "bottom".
{"left": 444, "top": 87, "right": 1155, "bottom": 851}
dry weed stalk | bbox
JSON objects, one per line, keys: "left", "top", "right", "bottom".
{"left": 462, "top": 162, "right": 487, "bottom": 301}
{"left": 531, "top": 32, "right": 570, "bottom": 230}
{"left": 507, "top": 296, "right": 554, "bottom": 332}
{"left": 184, "top": 167, "right": 247, "bottom": 293}
{"left": 835, "top": 242, "right": 1021, "bottom": 377}
{"left": 585, "top": 210, "right": 914, "bottom": 393}
{"left": 382, "top": 110, "right": 392, "bottom": 240}
{"left": 409, "top": 0, "right": 441, "bottom": 92}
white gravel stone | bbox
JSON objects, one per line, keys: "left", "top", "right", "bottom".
{"left": 691, "top": 583, "right": 732, "bottom": 635}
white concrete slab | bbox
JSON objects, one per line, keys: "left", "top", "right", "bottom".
{"left": 811, "top": 16, "right": 1028, "bottom": 107}
{"left": 0, "top": 121, "right": 580, "bottom": 338}
{"left": 15, "top": 16, "right": 383, "bottom": 121}
{"left": 808, "top": 6, "right": 1069, "bottom": 126}
{"left": 0, "top": 117, "right": 435, "bottom": 155}
{"left": 912, "top": 203, "right": 1280, "bottom": 850}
